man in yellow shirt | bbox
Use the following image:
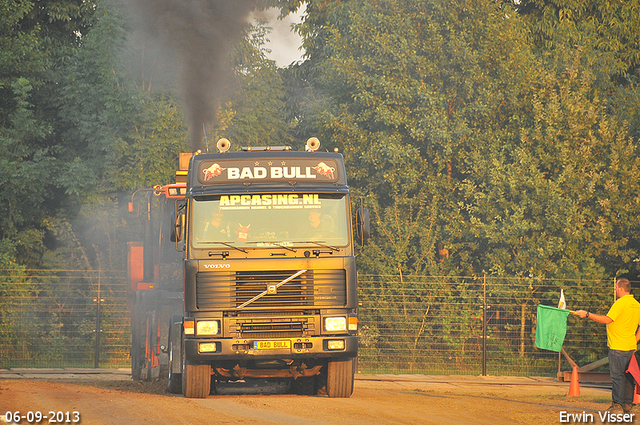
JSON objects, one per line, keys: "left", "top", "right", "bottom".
{"left": 574, "top": 278, "right": 640, "bottom": 413}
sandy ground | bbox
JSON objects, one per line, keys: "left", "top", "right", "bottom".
{"left": 0, "top": 371, "right": 627, "bottom": 425}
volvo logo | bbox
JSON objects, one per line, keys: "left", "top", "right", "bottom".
{"left": 204, "top": 263, "right": 231, "bottom": 269}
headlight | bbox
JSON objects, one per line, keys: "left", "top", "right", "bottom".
{"left": 196, "top": 320, "right": 220, "bottom": 336}
{"left": 324, "top": 317, "right": 347, "bottom": 332}
{"left": 327, "top": 340, "right": 345, "bottom": 350}
{"left": 199, "top": 342, "right": 217, "bottom": 353}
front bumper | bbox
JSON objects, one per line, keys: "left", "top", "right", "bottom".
{"left": 184, "top": 334, "right": 357, "bottom": 362}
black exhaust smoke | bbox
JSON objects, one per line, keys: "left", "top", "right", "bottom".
{"left": 129, "top": 0, "right": 257, "bottom": 150}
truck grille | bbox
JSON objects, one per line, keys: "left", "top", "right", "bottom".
{"left": 196, "top": 269, "right": 346, "bottom": 310}
{"left": 232, "top": 317, "right": 312, "bottom": 338}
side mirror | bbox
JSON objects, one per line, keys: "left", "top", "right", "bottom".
{"left": 171, "top": 212, "right": 185, "bottom": 243}
{"left": 355, "top": 208, "right": 370, "bottom": 244}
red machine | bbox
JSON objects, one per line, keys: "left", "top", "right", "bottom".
{"left": 127, "top": 155, "right": 190, "bottom": 381}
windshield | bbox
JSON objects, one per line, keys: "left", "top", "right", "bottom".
{"left": 191, "top": 193, "right": 349, "bottom": 249}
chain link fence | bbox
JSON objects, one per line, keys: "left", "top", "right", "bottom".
{"left": 0, "top": 269, "right": 130, "bottom": 368}
{"left": 0, "top": 270, "right": 618, "bottom": 377}
{"left": 358, "top": 274, "right": 615, "bottom": 376}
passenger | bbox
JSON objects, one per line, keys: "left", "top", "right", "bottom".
{"left": 304, "top": 208, "right": 334, "bottom": 239}
{"left": 308, "top": 210, "right": 323, "bottom": 230}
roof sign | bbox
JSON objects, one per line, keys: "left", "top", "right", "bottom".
{"left": 197, "top": 158, "right": 339, "bottom": 184}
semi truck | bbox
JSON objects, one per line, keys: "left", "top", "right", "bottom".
{"left": 130, "top": 138, "right": 368, "bottom": 398}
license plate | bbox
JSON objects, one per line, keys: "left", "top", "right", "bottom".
{"left": 253, "top": 340, "right": 291, "bottom": 350}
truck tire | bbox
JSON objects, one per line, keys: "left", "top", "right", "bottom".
{"left": 131, "top": 334, "right": 142, "bottom": 381}
{"left": 166, "top": 338, "right": 182, "bottom": 394}
{"left": 130, "top": 307, "right": 144, "bottom": 381}
{"left": 326, "top": 358, "right": 354, "bottom": 398}
{"left": 182, "top": 362, "right": 210, "bottom": 398}
{"left": 144, "top": 310, "right": 157, "bottom": 381}
{"left": 166, "top": 316, "right": 183, "bottom": 394}
{"left": 181, "top": 340, "right": 211, "bottom": 398}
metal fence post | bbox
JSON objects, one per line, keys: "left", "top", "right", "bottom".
{"left": 482, "top": 274, "right": 487, "bottom": 376}
{"left": 94, "top": 296, "right": 102, "bottom": 368}
{"left": 94, "top": 270, "right": 103, "bottom": 369}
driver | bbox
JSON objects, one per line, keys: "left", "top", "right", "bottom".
{"left": 202, "top": 206, "right": 231, "bottom": 240}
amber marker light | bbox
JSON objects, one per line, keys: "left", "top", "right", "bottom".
{"left": 183, "top": 320, "right": 195, "bottom": 335}
{"left": 348, "top": 316, "right": 358, "bottom": 331}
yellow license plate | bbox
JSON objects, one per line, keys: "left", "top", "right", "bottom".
{"left": 253, "top": 340, "right": 291, "bottom": 350}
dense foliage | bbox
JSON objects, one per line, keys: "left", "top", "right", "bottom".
{"left": 1, "top": 0, "right": 639, "bottom": 282}
{"left": 2, "top": 0, "right": 640, "bottom": 365}
{"left": 272, "top": 0, "right": 640, "bottom": 285}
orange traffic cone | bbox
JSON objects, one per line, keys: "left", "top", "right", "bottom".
{"left": 568, "top": 366, "right": 580, "bottom": 397}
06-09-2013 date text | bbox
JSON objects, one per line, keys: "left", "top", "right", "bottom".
{"left": 2, "top": 411, "right": 80, "bottom": 424}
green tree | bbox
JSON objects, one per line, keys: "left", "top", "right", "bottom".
{"left": 511, "top": 0, "right": 640, "bottom": 144}
{"left": 278, "top": 0, "right": 640, "bottom": 281}
{"left": 512, "top": 0, "right": 640, "bottom": 78}
{"left": 213, "top": 20, "right": 290, "bottom": 147}
{"left": 0, "top": 239, "right": 34, "bottom": 366}
{"left": 0, "top": 0, "right": 97, "bottom": 265}
{"left": 282, "top": 0, "right": 539, "bottom": 276}
{"left": 0, "top": 77, "right": 54, "bottom": 265}
{"left": 42, "top": 0, "right": 189, "bottom": 273}
{"left": 0, "top": 0, "right": 45, "bottom": 124}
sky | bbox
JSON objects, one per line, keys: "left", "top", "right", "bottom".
{"left": 124, "top": 2, "right": 305, "bottom": 148}
{"left": 255, "top": 7, "right": 305, "bottom": 67}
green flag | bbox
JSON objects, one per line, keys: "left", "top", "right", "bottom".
{"left": 535, "top": 305, "right": 571, "bottom": 352}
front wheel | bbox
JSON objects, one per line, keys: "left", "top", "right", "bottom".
{"left": 326, "top": 358, "right": 354, "bottom": 398}
{"left": 182, "top": 362, "right": 211, "bottom": 398}
{"left": 181, "top": 339, "right": 211, "bottom": 398}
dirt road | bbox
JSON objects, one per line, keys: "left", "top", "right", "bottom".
{"left": 0, "top": 373, "right": 618, "bottom": 425}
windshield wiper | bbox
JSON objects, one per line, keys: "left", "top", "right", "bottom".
{"left": 294, "top": 241, "right": 340, "bottom": 252}
{"left": 200, "top": 241, "right": 248, "bottom": 253}
{"left": 247, "top": 241, "right": 297, "bottom": 252}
